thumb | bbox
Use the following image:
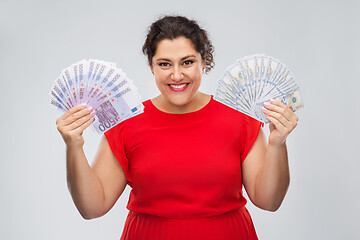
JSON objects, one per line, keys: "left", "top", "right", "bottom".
{"left": 269, "top": 122, "right": 276, "bottom": 132}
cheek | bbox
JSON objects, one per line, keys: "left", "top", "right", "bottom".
{"left": 188, "top": 68, "right": 203, "bottom": 82}
{"left": 153, "top": 71, "right": 169, "bottom": 90}
{"left": 154, "top": 76, "right": 162, "bottom": 88}
{"left": 153, "top": 70, "right": 165, "bottom": 82}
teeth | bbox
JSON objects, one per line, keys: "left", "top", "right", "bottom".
{"left": 170, "top": 83, "right": 187, "bottom": 89}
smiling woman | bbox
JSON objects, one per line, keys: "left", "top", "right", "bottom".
{"left": 142, "top": 15, "right": 214, "bottom": 114}
{"left": 57, "top": 15, "right": 298, "bottom": 240}
{"left": 150, "top": 37, "right": 208, "bottom": 113}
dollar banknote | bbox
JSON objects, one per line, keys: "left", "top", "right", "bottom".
{"left": 215, "top": 54, "right": 304, "bottom": 123}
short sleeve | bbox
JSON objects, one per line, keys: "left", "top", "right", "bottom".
{"left": 104, "top": 122, "right": 131, "bottom": 183}
{"left": 240, "top": 114, "right": 263, "bottom": 164}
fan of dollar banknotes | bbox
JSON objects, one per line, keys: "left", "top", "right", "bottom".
{"left": 214, "top": 54, "right": 303, "bottom": 123}
{"left": 49, "top": 59, "right": 144, "bottom": 134}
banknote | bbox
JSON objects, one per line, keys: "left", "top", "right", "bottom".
{"left": 50, "top": 59, "right": 144, "bottom": 133}
{"left": 91, "top": 87, "right": 144, "bottom": 133}
{"left": 215, "top": 54, "right": 304, "bottom": 123}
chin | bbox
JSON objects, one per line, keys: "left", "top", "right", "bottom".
{"left": 168, "top": 97, "right": 191, "bottom": 107}
{"left": 166, "top": 94, "right": 194, "bottom": 106}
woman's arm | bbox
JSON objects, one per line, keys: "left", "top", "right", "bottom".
{"left": 57, "top": 104, "right": 127, "bottom": 219}
{"left": 242, "top": 99, "right": 298, "bottom": 212}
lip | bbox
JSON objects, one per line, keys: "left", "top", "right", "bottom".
{"left": 168, "top": 83, "right": 189, "bottom": 92}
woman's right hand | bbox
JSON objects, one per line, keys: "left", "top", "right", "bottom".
{"left": 56, "top": 104, "right": 96, "bottom": 149}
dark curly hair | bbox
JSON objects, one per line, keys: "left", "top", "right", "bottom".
{"left": 142, "top": 15, "right": 215, "bottom": 73}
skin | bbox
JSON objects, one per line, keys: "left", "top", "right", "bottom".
{"left": 56, "top": 37, "right": 298, "bottom": 219}
{"left": 150, "top": 37, "right": 210, "bottom": 113}
{"left": 56, "top": 105, "right": 126, "bottom": 219}
{"left": 243, "top": 99, "right": 298, "bottom": 211}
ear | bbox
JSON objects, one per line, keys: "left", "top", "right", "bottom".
{"left": 202, "top": 56, "right": 206, "bottom": 71}
{"left": 202, "top": 60, "right": 206, "bottom": 73}
{"left": 148, "top": 56, "right": 154, "bottom": 75}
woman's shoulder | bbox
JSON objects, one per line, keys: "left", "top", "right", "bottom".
{"left": 210, "top": 97, "right": 244, "bottom": 117}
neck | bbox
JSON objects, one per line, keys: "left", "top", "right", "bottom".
{"left": 151, "top": 92, "right": 211, "bottom": 114}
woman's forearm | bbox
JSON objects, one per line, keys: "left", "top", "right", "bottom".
{"left": 254, "top": 142, "right": 290, "bottom": 211}
{"left": 66, "top": 146, "right": 106, "bottom": 219}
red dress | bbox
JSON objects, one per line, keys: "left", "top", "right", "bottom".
{"left": 105, "top": 96, "right": 262, "bottom": 240}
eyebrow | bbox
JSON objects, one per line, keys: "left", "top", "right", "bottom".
{"left": 155, "top": 55, "right": 196, "bottom": 62}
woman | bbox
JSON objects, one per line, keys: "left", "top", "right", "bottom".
{"left": 56, "top": 16, "right": 298, "bottom": 239}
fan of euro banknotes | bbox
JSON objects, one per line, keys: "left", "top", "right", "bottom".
{"left": 49, "top": 59, "right": 144, "bottom": 134}
{"left": 214, "top": 54, "right": 304, "bottom": 124}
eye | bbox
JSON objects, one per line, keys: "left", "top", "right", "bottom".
{"left": 158, "top": 62, "right": 170, "bottom": 67}
{"left": 183, "top": 60, "right": 194, "bottom": 66}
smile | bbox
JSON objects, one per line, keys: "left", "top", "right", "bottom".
{"left": 168, "top": 83, "right": 189, "bottom": 92}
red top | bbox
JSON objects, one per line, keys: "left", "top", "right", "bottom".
{"left": 105, "top": 96, "right": 262, "bottom": 219}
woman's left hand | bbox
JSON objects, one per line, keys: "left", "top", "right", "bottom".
{"left": 262, "top": 99, "right": 299, "bottom": 146}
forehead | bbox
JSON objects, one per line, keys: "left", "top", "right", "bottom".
{"left": 154, "top": 37, "right": 200, "bottom": 59}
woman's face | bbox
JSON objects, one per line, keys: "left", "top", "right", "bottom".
{"left": 151, "top": 37, "right": 205, "bottom": 109}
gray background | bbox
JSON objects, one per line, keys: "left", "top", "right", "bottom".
{"left": 1, "top": 0, "right": 359, "bottom": 239}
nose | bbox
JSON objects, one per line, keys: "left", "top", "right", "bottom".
{"left": 171, "top": 66, "right": 184, "bottom": 82}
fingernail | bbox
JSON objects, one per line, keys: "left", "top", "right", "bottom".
{"left": 263, "top": 102, "right": 270, "bottom": 107}
{"left": 87, "top": 106, "right": 93, "bottom": 112}
{"left": 81, "top": 103, "right": 87, "bottom": 107}
{"left": 262, "top": 107, "right": 267, "bottom": 112}
{"left": 270, "top": 99, "right": 276, "bottom": 103}
{"left": 90, "top": 110, "right": 96, "bottom": 115}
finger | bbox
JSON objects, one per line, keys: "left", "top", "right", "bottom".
{"left": 270, "top": 98, "right": 299, "bottom": 121}
{"left": 56, "top": 103, "right": 88, "bottom": 124}
{"left": 265, "top": 109, "right": 298, "bottom": 136}
{"left": 72, "top": 114, "right": 96, "bottom": 135}
{"left": 290, "top": 111, "right": 299, "bottom": 123}
{"left": 65, "top": 110, "right": 96, "bottom": 131}
{"left": 262, "top": 106, "right": 290, "bottom": 128}
{"left": 269, "top": 99, "right": 299, "bottom": 125}
{"left": 62, "top": 106, "right": 94, "bottom": 126}
{"left": 269, "top": 122, "right": 276, "bottom": 132}
{"left": 263, "top": 101, "right": 293, "bottom": 122}
{"left": 265, "top": 115, "right": 286, "bottom": 133}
